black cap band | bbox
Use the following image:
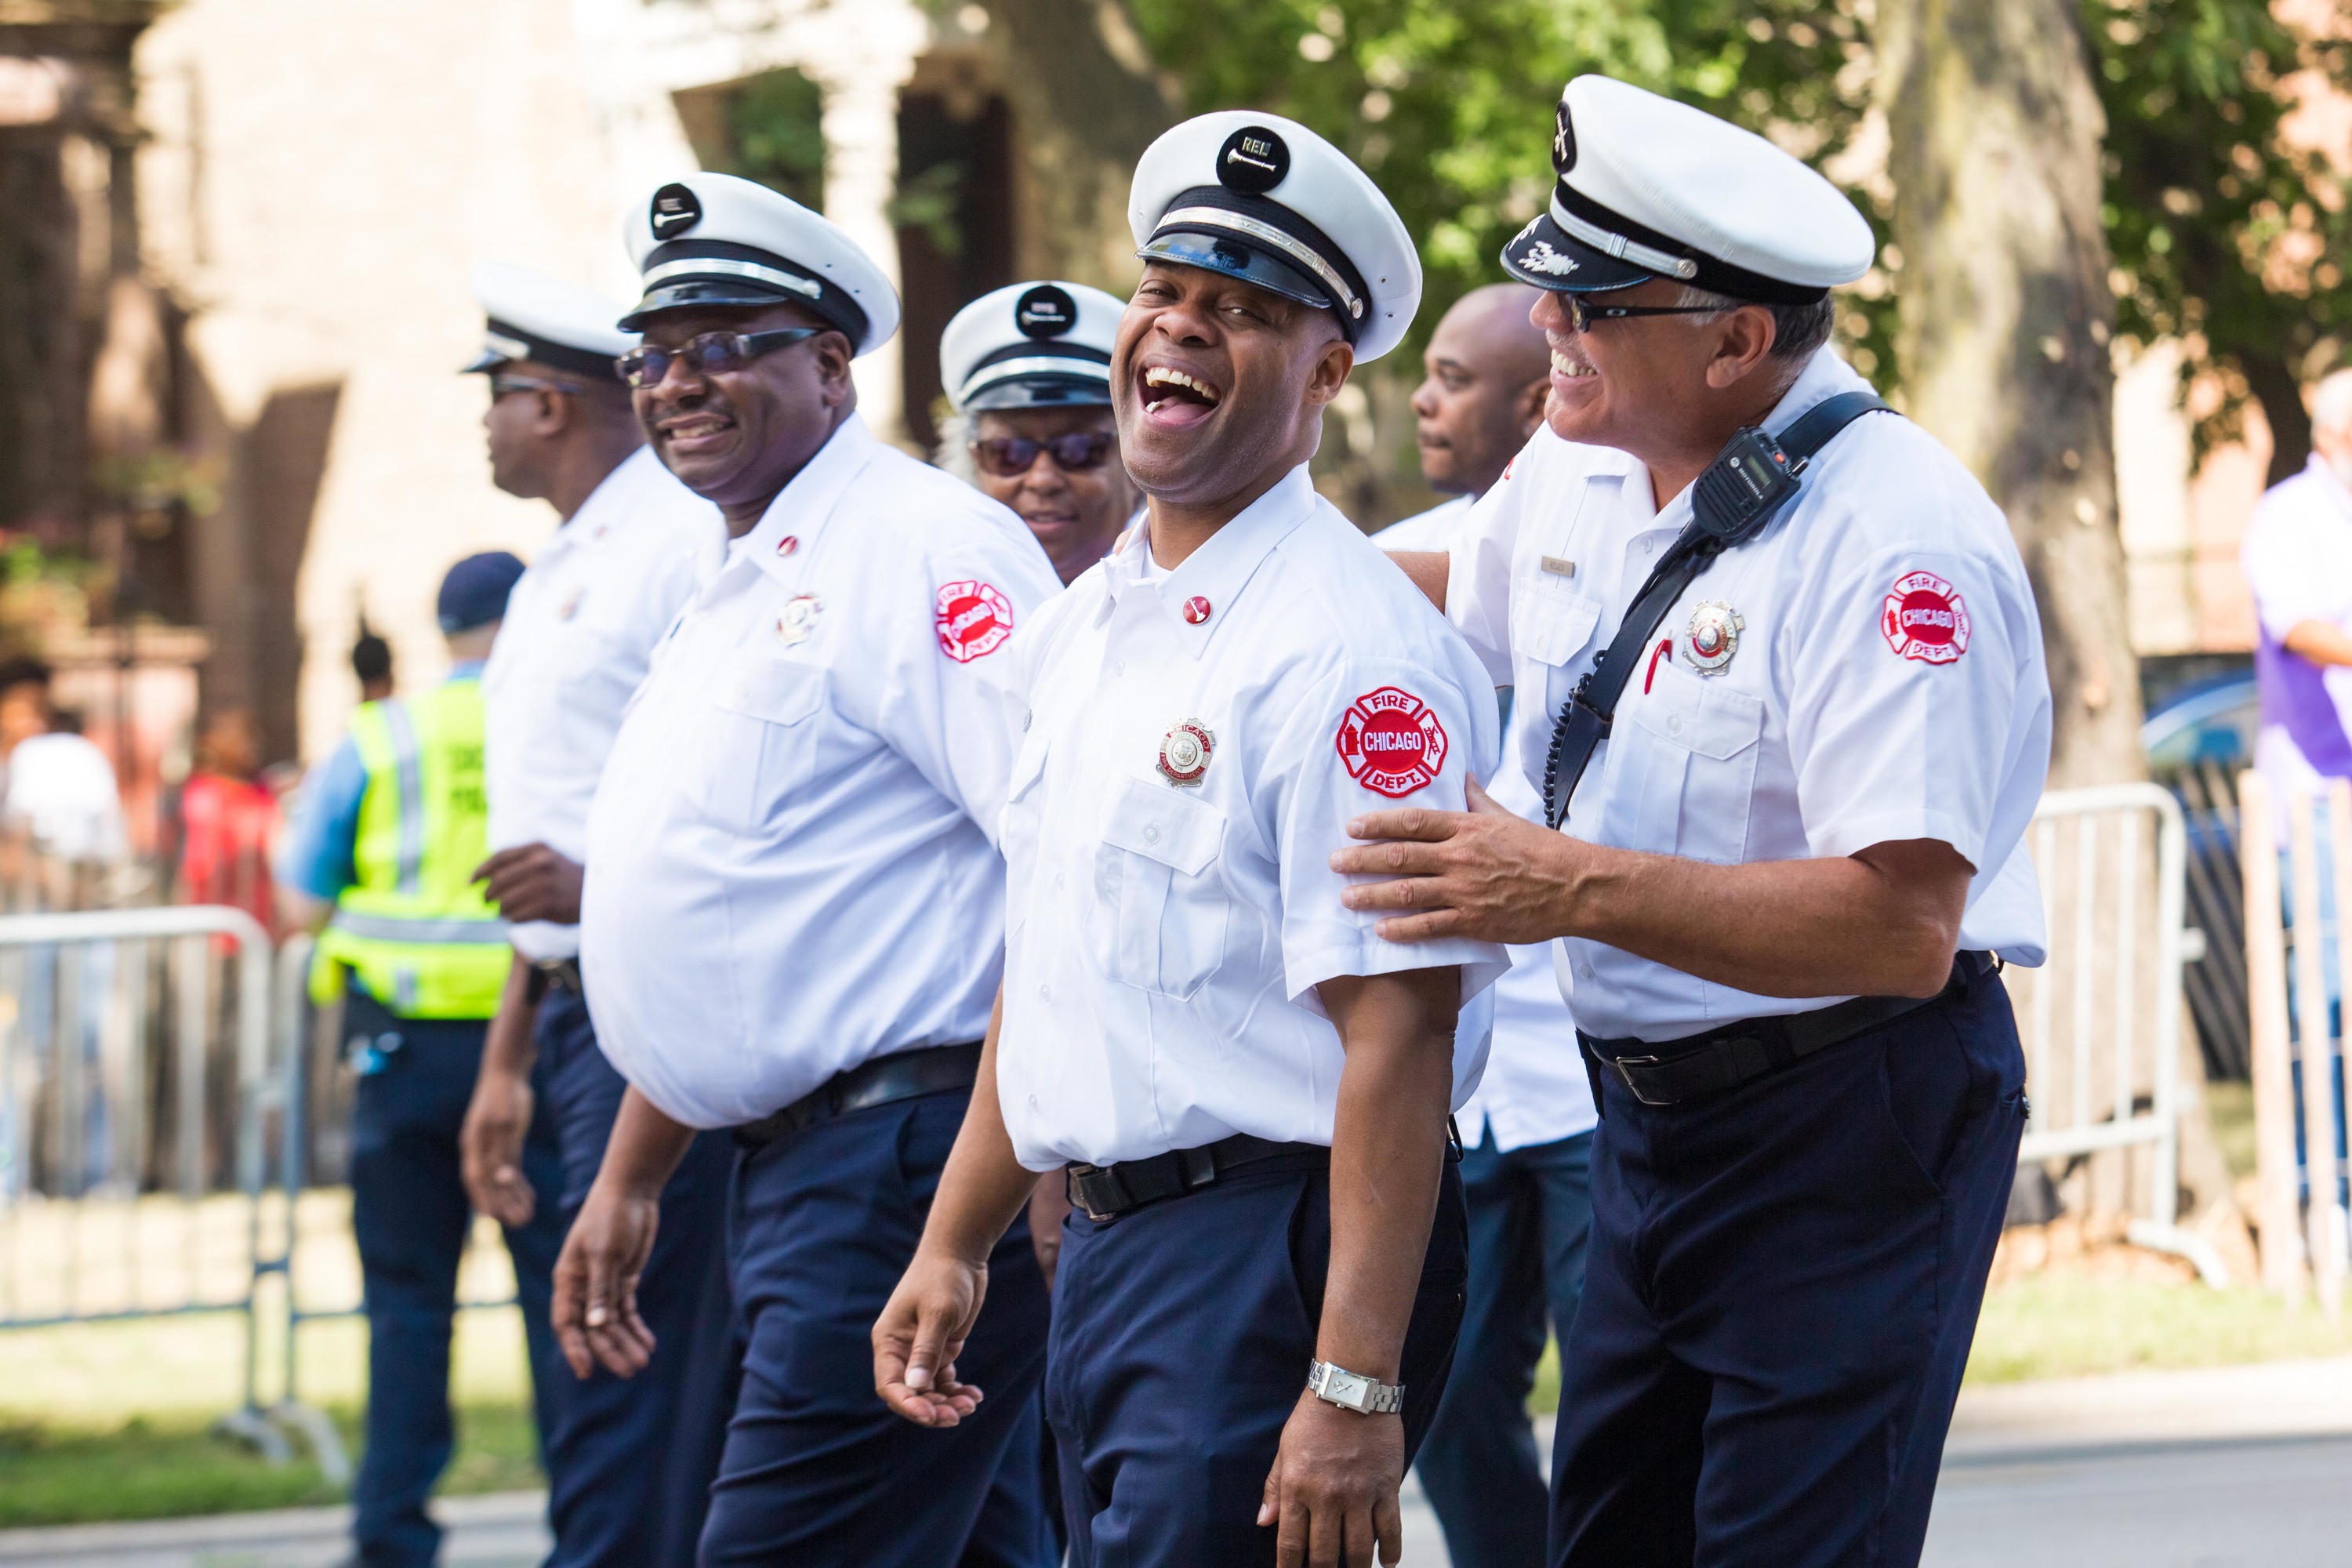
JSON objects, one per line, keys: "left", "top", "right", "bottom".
{"left": 622, "top": 238, "right": 873, "bottom": 345}
{"left": 1143, "top": 185, "right": 1372, "bottom": 338}
{"left": 470, "top": 320, "right": 625, "bottom": 382}
{"left": 1553, "top": 183, "right": 1830, "bottom": 307}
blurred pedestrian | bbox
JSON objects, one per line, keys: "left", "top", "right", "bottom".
{"left": 177, "top": 706, "right": 278, "bottom": 936}
{"left": 2244, "top": 368, "right": 2352, "bottom": 804}
{"left": 456, "top": 261, "right": 733, "bottom": 1568}
{"left": 352, "top": 618, "right": 394, "bottom": 704}
{"left": 0, "top": 657, "right": 125, "bottom": 866}
{"left": 278, "top": 554, "right": 568, "bottom": 1568}
{"left": 1391, "top": 281, "right": 1597, "bottom": 1568}
{"left": 1380, "top": 282, "right": 1551, "bottom": 550}
{"left": 936, "top": 281, "right": 1141, "bottom": 584}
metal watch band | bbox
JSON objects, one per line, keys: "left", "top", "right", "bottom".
{"left": 1305, "top": 1359, "right": 1405, "bottom": 1416}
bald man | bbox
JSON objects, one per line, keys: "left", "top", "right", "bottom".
{"left": 1377, "top": 282, "right": 1551, "bottom": 549}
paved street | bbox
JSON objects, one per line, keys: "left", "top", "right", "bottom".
{"left": 3, "top": 1357, "right": 2347, "bottom": 1567}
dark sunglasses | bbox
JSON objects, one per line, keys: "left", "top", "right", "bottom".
{"left": 971, "top": 432, "right": 1116, "bottom": 477}
{"left": 615, "top": 328, "right": 821, "bottom": 390}
{"left": 488, "top": 374, "right": 575, "bottom": 400}
{"left": 1563, "top": 297, "right": 1724, "bottom": 333}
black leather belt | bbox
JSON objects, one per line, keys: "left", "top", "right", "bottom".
{"left": 1066, "top": 1133, "right": 1330, "bottom": 1223}
{"left": 732, "top": 1042, "right": 983, "bottom": 1150}
{"left": 1579, "top": 950, "right": 1997, "bottom": 1109}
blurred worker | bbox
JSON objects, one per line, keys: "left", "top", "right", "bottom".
{"left": 0, "top": 657, "right": 125, "bottom": 864}
{"left": 2245, "top": 368, "right": 2352, "bottom": 806}
{"left": 1392, "top": 281, "right": 1596, "bottom": 1568}
{"left": 1340, "top": 77, "right": 2049, "bottom": 1566}
{"left": 877, "top": 112, "right": 1506, "bottom": 1568}
{"left": 353, "top": 617, "right": 395, "bottom": 703}
{"left": 455, "top": 261, "right": 733, "bottom": 1568}
{"left": 552, "top": 173, "right": 1062, "bottom": 1565}
{"left": 938, "top": 281, "right": 1141, "bottom": 584}
{"left": 1379, "top": 282, "right": 1551, "bottom": 551}
{"left": 177, "top": 707, "right": 279, "bottom": 936}
{"left": 278, "top": 554, "right": 568, "bottom": 1568}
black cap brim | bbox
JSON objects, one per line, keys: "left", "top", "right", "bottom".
{"left": 1498, "top": 212, "right": 1655, "bottom": 294}
{"left": 964, "top": 373, "right": 1114, "bottom": 412}
{"left": 1137, "top": 230, "right": 1334, "bottom": 314}
{"left": 618, "top": 278, "right": 808, "bottom": 332}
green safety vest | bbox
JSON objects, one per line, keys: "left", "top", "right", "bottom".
{"left": 310, "top": 678, "right": 509, "bottom": 1018}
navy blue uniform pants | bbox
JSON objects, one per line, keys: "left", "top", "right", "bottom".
{"left": 1047, "top": 1156, "right": 1469, "bottom": 1567}
{"left": 1549, "top": 964, "right": 2027, "bottom": 1568}
{"left": 347, "top": 992, "right": 566, "bottom": 1568}
{"left": 1417, "top": 1128, "right": 1594, "bottom": 1568}
{"left": 536, "top": 986, "right": 737, "bottom": 1568}
{"left": 698, "top": 1085, "right": 1056, "bottom": 1567}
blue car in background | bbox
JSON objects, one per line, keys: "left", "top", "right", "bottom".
{"left": 2141, "top": 668, "right": 2258, "bottom": 775}
{"left": 2136, "top": 658, "right": 2256, "bottom": 1080}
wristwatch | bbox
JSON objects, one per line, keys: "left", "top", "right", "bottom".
{"left": 1305, "top": 1359, "right": 1405, "bottom": 1416}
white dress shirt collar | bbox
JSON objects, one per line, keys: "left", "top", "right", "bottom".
{"left": 1096, "top": 463, "right": 1320, "bottom": 657}
{"left": 731, "top": 412, "right": 881, "bottom": 586}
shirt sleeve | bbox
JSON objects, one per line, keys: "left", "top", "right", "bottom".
{"left": 274, "top": 739, "right": 368, "bottom": 900}
{"left": 2242, "top": 491, "right": 2340, "bottom": 642}
{"left": 1445, "top": 467, "right": 1525, "bottom": 687}
{"left": 1265, "top": 652, "right": 1510, "bottom": 1008}
{"left": 874, "top": 521, "right": 1064, "bottom": 847}
{"left": 1784, "top": 542, "right": 2032, "bottom": 867}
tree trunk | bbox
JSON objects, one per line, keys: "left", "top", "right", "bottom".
{"left": 982, "top": 0, "right": 1180, "bottom": 291}
{"left": 1877, "top": 0, "right": 2140, "bottom": 793}
{"left": 2241, "top": 345, "right": 2313, "bottom": 487}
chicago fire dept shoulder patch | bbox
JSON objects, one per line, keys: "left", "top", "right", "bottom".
{"left": 1336, "top": 687, "right": 1449, "bottom": 798}
{"left": 1881, "top": 571, "right": 1969, "bottom": 664}
{"left": 935, "top": 579, "right": 1014, "bottom": 662}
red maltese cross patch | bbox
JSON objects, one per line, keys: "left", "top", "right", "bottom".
{"left": 1881, "top": 571, "right": 1970, "bottom": 664}
{"left": 1336, "top": 686, "right": 1449, "bottom": 798}
{"left": 935, "top": 579, "right": 1014, "bottom": 662}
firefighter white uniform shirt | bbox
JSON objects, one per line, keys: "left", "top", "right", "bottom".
{"left": 1446, "top": 347, "right": 2053, "bottom": 1045}
{"left": 996, "top": 463, "right": 1509, "bottom": 1172}
{"left": 580, "top": 415, "right": 1061, "bottom": 1127}
{"left": 482, "top": 446, "right": 724, "bottom": 963}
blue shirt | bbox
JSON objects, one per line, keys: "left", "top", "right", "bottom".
{"left": 275, "top": 664, "right": 485, "bottom": 901}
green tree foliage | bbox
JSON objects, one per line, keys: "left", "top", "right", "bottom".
{"left": 1127, "top": 0, "right": 2349, "bottom": 464}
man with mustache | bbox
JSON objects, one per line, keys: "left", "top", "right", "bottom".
{"left": 452, "top": 261, "right": 733, "bottom": 1568}
{"left": 874, "top": 114, "right": 1507, "bottom": 1568}
{"left": 939, "top": 281, "right": 1142, "bottom": 586}
{"left": 550, "top": 172, "right": 1064, "bottom": 1566}
{"left": 1344, "top": 77, "right": 2053, "bottom": 1567}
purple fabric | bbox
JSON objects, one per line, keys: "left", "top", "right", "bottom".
{"left": 2257, "top": 622, "right": 2352, "bottom": 777}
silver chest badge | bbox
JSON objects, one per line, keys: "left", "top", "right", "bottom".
{"left": 1686, "top": 600, "right": 1743, "bottom": 675}
{"left": 775, "top": 593, "right": 823, "bottom": 647}
{"left": 1158, "top": 720, "right": 1214, "bottom": 786}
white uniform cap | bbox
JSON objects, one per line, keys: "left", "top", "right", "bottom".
{"left": 939, "top": 281, "right": 1127, "bottom": 413}
{"left": 466, "top": 260, "right": 635, "bottom": 382}
{"left": 620, "top": 172, "right": 900, "bottom": 358}
{"left": 1127, "top": 111, "right": 1421, "bottom": 363}
{"left": 1501, "top": 75, "right": 1874, "bottom": 302}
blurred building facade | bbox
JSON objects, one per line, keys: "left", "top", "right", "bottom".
{"left": 0, "top": 0, "right": 2335, "bottom": 767}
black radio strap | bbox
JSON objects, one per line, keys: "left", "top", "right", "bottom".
{"left": 1541, "top": 390, "right": 1892, "bottom": 829}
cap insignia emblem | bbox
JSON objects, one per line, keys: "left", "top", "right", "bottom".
{"left": 1686, "top": 600, "right": 1743, "bottom": 674}
{"left": 1159, "top": 720, "right": 1214, "bottom": 786}
{"left": 775, "top": 593, "right": 822, "bottom": 647}
{"left": 1216, "top": 125, "right": 1290, "bottom": 195}
{"left": 1553, "top": 100, "right": 1577, "bottom": 174}
{"left": 1516, "top": 240, "right": 1580, "bottom": 278}
{"left": 650, "top": 182, "right": 702, "bottom": 241}
{"left": 1014, "top": 284, "right": 1076, "bottom": 339}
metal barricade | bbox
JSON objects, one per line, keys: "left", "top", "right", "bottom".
{"left": 0, "top": 905, "right": 340, "bottom": 1471}
{"left": 2011, "top": 784, "right": 2221, "bottom": 1282}
{"left": 2238, "top": 771, "right": 2352, "bottom": 1312}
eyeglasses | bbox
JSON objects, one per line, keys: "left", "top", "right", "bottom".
{"left": 1563, "top": 297, "right": 1726, "bottom": 333}
{"left": 488, "top": 374, "right": 575, "bottom": 400}
{"left": 971, "top": 433, "right": 1117, "bottom": 477}
{"left": 615, "top": 328, "right": 822, "bottom": 390}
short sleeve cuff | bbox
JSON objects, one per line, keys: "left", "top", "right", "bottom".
{"left": 1806, "top": 807, "right": 1985, "bottom": 868}
{"left": 1285, "top": 936, "right": 1511, "bottom": 1013}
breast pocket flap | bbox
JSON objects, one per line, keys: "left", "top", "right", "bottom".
{"left": 713, "top": 656, "right": 826, "bottom": 726}
{"left": 1510, "top": 581, "right": 1602, "bottom": 669}
{"left": 1629, "top": 664, "right": 1764, "bottom": 760}
{"left": 1102, "top": 774, "right": 1224, "bottom": 877}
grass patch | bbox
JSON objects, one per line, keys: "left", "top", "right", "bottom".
{"left": 1964, "top": 1274, "right": 2352, "bottom": 1384}
{"left": 0, "top": 1403, "right": 540, "bottom": 1529}
{"left": 2205, "top": 1079, "right": 2256, "bottom": 1180}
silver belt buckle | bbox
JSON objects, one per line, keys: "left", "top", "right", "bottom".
{"left": 1608, "top": 1053, "right": 1677, "bottom": 1107}
{"left": 1067, "top": 1163, "right": 1123, "bottom": 1225}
